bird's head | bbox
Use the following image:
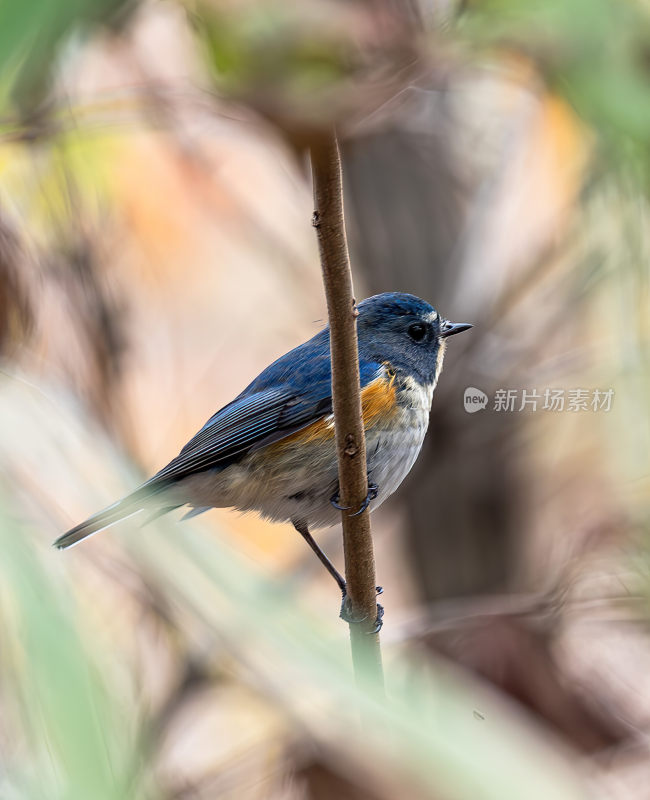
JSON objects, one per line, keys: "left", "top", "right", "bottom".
{"left": 356, "top": 292, "right": 472, "bottom": 386}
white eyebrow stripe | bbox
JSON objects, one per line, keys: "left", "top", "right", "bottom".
{"left": 423, "top": 310, "right": 438, "bottom": 323}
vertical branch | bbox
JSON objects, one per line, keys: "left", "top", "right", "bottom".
{"left": 310, "top": 133, "right": 384, "bottom": 685}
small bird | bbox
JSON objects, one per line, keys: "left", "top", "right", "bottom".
{"left": 55, "top": 293, "right": 471, "bottom": 624}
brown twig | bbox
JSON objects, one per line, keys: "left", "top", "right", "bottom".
{"left": 310, "top": 133, "right": 384, "bottom": 686}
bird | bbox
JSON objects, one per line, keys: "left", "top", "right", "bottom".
{"left": 55, "top": 292, "right": 471, "bottom": 626}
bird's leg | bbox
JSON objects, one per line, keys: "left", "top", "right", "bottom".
{"left": 292, "top": 518, "right": 346, "bottom": 594}
{"left": 292, "top": 519, "right": 384, "bottom": 632}
{"left": 329, "top": 478, "right": 379, "bottom": 517}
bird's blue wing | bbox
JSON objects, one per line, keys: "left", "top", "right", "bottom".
{"left": 148, "top": 331, "right": 381, "bottom": 486}
{"left": 147, "top": 387, "right": 326, "bottom": 484}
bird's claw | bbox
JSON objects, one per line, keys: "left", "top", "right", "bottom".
{"left": 329, "top": 491, "right": 351, "bottom": 512}
{"left": 371, "top": 603, "right": 385, "bottom": 634}
{"left": 330, "top": 481, "right": 379, "bottom": 517}
{"left": 349, "top": 482, "right": 379, "bottom": 517}
{"left": 339, "top": 588, "right": 384, "bottom": 634}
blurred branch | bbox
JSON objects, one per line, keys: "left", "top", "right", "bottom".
{"left": 388, "top": 588, "right": 648, "bottom": 645}
{"left": 310, "top": 133, "right": 384, "bottom": 685}
{"left": 0, "top": 212, "right": 32, "bottom": 354}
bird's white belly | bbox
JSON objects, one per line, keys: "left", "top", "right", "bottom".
{"left": 177, "top": 382, "right": 432, "bottom": 529}
{"left": 365, "top": 411, "right": 428, "bottom": 508}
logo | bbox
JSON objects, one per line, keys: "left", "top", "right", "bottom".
{"left": 462, "top": 387, "right": 614, "bottom": 413}
{"left": 464, "top": 387, "right": 488, "bottom": 413}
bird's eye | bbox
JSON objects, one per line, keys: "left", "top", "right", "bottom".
{"left": 407, "top": 323, "right": 427, "bottom": 342}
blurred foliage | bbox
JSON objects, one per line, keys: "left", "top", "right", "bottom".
{"left": 461, "top": 0, "right": 650, "bottom": 178}
{"left": 0, "top": 504, "right": 149, "bottom": 799}
{"left": 197, "top": 4, "right": 348, "bottom": 92}
{"left": 0, "top": 218, "right": 32, "bottom": 354}
{"left": 0, "top": 0, "right": 135, "bottom": 112}
{"left": 1, "top": 0, "right": 650, "bottom": 798}
{"left": 191, "top": 0, "right": 420, "bottom": 140}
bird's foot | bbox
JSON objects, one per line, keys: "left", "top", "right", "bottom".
{"left": 339, "top": 587, "right": 384, "bottom": 634}
{"left": 329, "top": 491, "right": 350, "bottom": 512}
{"left": 330, "top": 481, "right": 379, "bottom": 517}
{"left": 350, "top": 482, "right": 378, "bottom": 517}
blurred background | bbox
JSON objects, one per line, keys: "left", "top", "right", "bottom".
{"left": 1, "top": 0, "right": 649, "bottom": 798}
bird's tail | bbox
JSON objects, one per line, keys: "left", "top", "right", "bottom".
{"left": 54, "top": 489, "right": 152, "bottom": 550}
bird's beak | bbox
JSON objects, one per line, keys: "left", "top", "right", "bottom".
{"left": 440, "top": 320, "right": 473, "bottom": 339}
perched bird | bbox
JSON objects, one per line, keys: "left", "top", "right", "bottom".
{"left": 55, "top": 293, "right": 471, "bottom": 624}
